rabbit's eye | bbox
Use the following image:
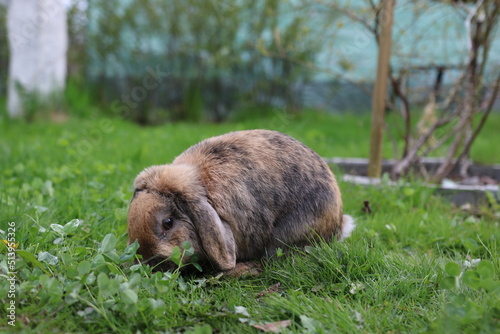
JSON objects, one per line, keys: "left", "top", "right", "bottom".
{"left": 162, "top": 218, "right": 174, "bottom": 232}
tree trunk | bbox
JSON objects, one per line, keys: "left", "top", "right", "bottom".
{"left": 368, "top": 0, "right": 396, "bottom": 178}
{"left": 7, "top": 0, "right": 68, "bottom": 118}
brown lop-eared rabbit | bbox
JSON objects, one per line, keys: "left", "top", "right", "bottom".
{"left": 127, "top": 130, "right": 355, "bottom": 274}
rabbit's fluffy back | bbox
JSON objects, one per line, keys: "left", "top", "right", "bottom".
{"left": 172, "top": 129, "right": 344, "bottom": 260}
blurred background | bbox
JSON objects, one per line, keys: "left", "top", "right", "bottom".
{"left": 1, "top": 0, "right": 498, "bottom": 125}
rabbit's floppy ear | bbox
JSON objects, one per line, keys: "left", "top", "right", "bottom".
{"left": 184, "top": 196, "right": 236, "bottom": 271}
{"left": 134, "top": 163, "right": 236, "bottom": 271}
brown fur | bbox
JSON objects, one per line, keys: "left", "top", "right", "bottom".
{"left": 127, "top": 130, "right": 352, "bottom": 273}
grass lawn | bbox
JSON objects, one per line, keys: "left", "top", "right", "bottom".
{"left": 0, "top": 111, "right": 499, "bottom": 333}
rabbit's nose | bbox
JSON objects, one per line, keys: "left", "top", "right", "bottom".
{"left": 146, "top": 256, "right": 176, "bottom": 272}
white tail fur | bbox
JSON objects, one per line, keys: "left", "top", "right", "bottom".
{"left": 340, "top": 215, "right": 355, "bottom": 241}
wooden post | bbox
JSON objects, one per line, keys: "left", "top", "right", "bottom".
{"left": 368, "top": 0, "right": 396, "bottom": 178}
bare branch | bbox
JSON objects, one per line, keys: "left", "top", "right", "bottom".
{"left": 464, "top": 0, "right": 485, "bottom": 51}
{"left": 456, "top": 71, "right": 500, "bottom": 168}
{"left": 323, "top": 2, "right": 378, "bottom": 35}
{"left": 390, "top": 73, "right": 411, "bottom": 157}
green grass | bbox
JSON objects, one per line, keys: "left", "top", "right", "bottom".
{"left": 0, "top": 111, "right": 499, "bottom": 333}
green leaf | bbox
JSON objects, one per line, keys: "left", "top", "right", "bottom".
{"left": 479, "top": 278, "right": 500, "bottom": 294}
{"left": 477, "top": 260, "right": 494, "bottom": 280}
{"left": 99, "top": 233, "right": 117, "bottom": 253}
{"left": 440, "top": 277, "right": 456, "bottom": 290}
{"left": 97, "top": 272, "right": 110, "bottom": 292}
{"left": 464, "top": 300, "right": 482, "bottom": 321}
{"left": 300, "top": 315, "right": 320, "bottom": 332}
{"left": 122, "top": 302, "right": 139, "bottom": 316}
{"left": 130, "top": 264, "right": 142, "bottom": 272}
{"left": 120, "top": 288, "right": 138, "bottom": 304}
{"left": 120, "top": 239, "right": 139, "bottom": 262}
{"left": 234, "top": 305, "right": 250, "bottom": 317}
{"left": 445, "top": 262, "right": 461, "bottom": 277}
{"left": 67, "top": 268, "right": 79, "bottom": 279}
{"left": 50, "top": 224, "right": 66, "bottom": 236}
{"left": 276, "top": 247, "right": 284, "bottom": 257}
{"left": 148, "top": 298, "right": 166, "bottom": 316}
{"left": 102, "top": 250, "right": 120, "bottom": 264}
{"left": 91, "top": 254, "right": 106, "bottom": 270}
{"left": 38, "top": 251, "right": 59, "bottom": 265}
{"left": 60, "top": 253, "right": 75, "bottom": 266}
{"left": 169, "top": 246, "right": 182, "bottom": 266}
{"left": 177, "top": 275, "right": 187, "bottom": 291}
{"left": 16, "top": 250, "right": 44, "bottom": 269}
{"left": 77, "top": 260, "right": 91, "bottom": 276}
{"left": 463, "top": 271, "right": 481, "bottom": 290}
{"left": 62, "top": 219, "right": 83, "bottom": 235}
{"left": 98, "top": 272, "right": 119, "bottom": 299}
{"left": 43, "top": 180, "right": 54, "bottom": 197}
{"left": 182, "top": 241, "right": 195, "bottom": 256}
{"left": 128, "top": 273, "right": 142, "bottom": 288}
{"left": 34, "top": 205, "right": 48, "bottom": 213}
{"left": 192, "top": 262, "right": 203, "bottom": 272}
{"left": 445, "top": 302, "right": 466, "bottom": 319}
{"left": 304, "top": 246, "right": 315, "bottom": 254}
{"left": 66, "top": 285, "right": 82, "bottom": 305}
{"left": 106, "top": 262, "right": 123, "bottom": 275}
{"left": 85, "top": 273, "right": 96, "bottom": 285}
{"left": 108, "top": 279, "right": 120, "bottom": 296}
